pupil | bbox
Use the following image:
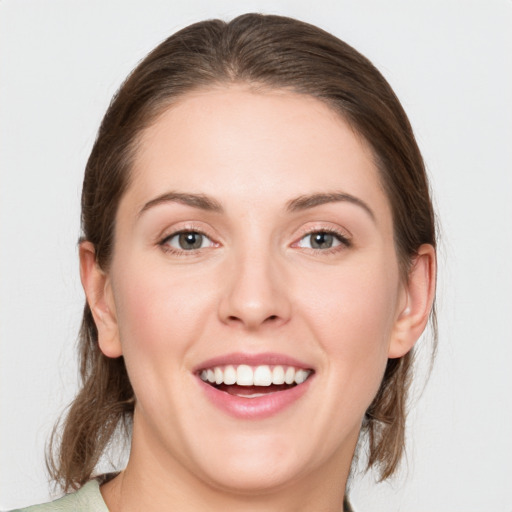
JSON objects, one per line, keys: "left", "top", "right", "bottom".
{"left": 179, "top": 232, "right": 202, "bottom": 250}
{"left": 311, "top": 232, "right": 333, "bottom": 249}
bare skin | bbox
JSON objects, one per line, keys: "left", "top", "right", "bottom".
{"left": 80, "top": 86, "right": 436, "bottom": 512}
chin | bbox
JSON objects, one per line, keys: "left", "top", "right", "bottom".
{"left": 181, "top": 426, "right": 343, "bottom": 497}
{"left": 200, "top": 455, "right": 306, "bottom": 495}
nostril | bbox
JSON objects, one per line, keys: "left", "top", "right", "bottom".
{"left": 227, "top": 314, "right": 278, "bottom": 322}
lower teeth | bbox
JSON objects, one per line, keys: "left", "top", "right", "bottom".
{"left": 215, "top": 383, "right": 295, "bottom": 396}
{"left": 236, "top": 392, "right": 268, "bottom": 398}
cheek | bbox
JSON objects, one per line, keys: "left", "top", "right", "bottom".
{"left": 111, "top": 258, "right": 218, "bottom": 370}
{"left": 297, "top": 257, "right": 400, "bottom": 400}
{"left": 109, "top": 257, "right": 224, "bottom": 427}
{"left": 303, "top": 261, "right": 397, "bottom": 337}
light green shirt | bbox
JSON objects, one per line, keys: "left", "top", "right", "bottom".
{"left": 11, "top": 480, "right": 109, "bottom": 512}
{"left": 11, "top": 480, "right": 354, "bottom": 511}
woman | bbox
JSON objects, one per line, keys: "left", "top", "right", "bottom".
{"left": 14, "top": 13, "right": 436, "bottom": 512}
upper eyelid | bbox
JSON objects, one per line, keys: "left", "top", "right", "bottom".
{"left": 301, "top": 227, "right": 348, "bottom": 237}
{"left": 291, "top": 225, "right": 353, "bottom": 251}
{"left": 298, "top": 231, "right": 350, "bottom": 244}
{"left": 293, "top": 224, "right": 352, "bottom": 241}
{"left": 157, "top": 222, "right": 218, "bottom": 243}
{"left": 155, "top": 221, "right": 351, "bottom": 246}
{"left": 159, "top": 230, "right": 217, "bottom": 250}
{"left": 158, "top": 230, "right": 218, "bottom": 256}
{"left": 161, "top": 228, "right": 210, "bottom": 240}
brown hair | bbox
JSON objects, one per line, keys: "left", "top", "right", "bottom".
{"left": 47, "top": 13, "right": 437, "bottom": 491}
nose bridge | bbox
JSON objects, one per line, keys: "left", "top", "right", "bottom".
{"left": 218, "top": 234, "right": 290, "bottom": 329}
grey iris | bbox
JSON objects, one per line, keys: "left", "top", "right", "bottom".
{"left": 179, "top": 232, "right": 203, "bottom": 250}
{"left": 310, "top": 233, "right": 334, "bottom": 249}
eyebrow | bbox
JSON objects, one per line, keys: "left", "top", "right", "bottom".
{"left": 138, "top": 190, "right": 375, "bottom": 221}
{"left": 286, "top": 192, "right": 375, "bottom": 221}
{"left": 139, "top": 192, "right": 224, "bottom": 216}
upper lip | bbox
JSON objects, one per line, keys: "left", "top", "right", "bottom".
{"left": 193, "top": 352, "right": 314, "bottom": 372}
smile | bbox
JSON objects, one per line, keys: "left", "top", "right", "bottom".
{"left": 199, "top": 364, "right": 311, "bottom": 390}
{"left": 196, "top": 356, "right": 314, "bottom": 419}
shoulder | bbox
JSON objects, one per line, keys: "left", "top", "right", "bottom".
{"left": 9, "top": 480, "right": 109, "bottom": 512}
{"left": 344, "top": 496, "right": 356, "bottom": 512}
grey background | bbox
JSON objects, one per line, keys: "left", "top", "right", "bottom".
{"left": 1, "top": 0, "right": 511, "bottom": 510}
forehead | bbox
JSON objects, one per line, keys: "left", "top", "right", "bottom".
{"left": 126, "top": 86, "right": 390, "bottom": 219}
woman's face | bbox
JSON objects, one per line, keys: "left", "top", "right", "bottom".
{"left": 101, "top": 87, "right": 410, "bottom": 492}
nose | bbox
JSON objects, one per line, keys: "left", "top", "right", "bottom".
{"left": 217, "top": 249, "right": 292, "bottom": 330}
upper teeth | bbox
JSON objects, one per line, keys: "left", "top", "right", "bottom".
{"left": 199, "top": 365, "right": 311, "bottom": 386}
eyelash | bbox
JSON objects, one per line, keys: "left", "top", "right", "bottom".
{"left": 159, "top": 229, "right": 216, "bottom": 255}
{"left": 294, "top": 228, "right": 352, "bottom": 254}
{"left": 158, "top": 227, "right": 352, "bottom": 256}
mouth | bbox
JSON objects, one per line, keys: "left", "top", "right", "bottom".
{"left": 198, "top": 364, "right": 313, "bottom": 399}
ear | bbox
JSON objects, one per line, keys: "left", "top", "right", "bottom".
{"left": 79, "top": 241, "right": 123, "bottom": 358}
{"left": 388, "top": 244, "right": 436, "bottom": 359}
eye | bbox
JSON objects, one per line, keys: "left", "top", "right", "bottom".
{"left": 162, "top": 231, "right": 214, "bottom": 251}
{"left": 296, "top": 231, "right": 349, "bottom": 250}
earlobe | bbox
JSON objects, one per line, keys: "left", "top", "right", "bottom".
{"left": 79, "top": 241, "right": 123, "bottom": 358}
{"left": 388, "top": 244, "right": 436, "bottom": 359}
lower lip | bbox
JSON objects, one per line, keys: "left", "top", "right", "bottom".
{"left": 197, "top": 376, "right": 313, "bottom": 420}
